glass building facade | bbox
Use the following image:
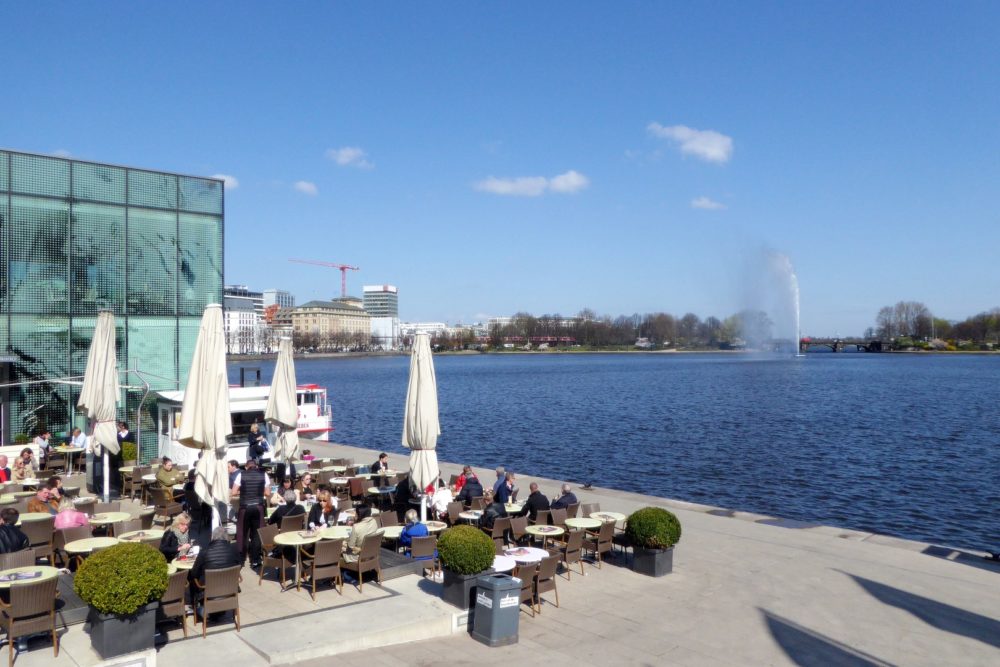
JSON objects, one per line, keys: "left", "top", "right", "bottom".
{"left": 0, "top": 149, "right": 224, "bottom": 460}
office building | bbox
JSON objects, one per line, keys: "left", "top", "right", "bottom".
{"left": 362, "top": 284, "right": 398, "bottom": 317}
{"left": 224, "top": 284, "right": 263, "bottom": 316}
{"left": 263, "top": 288, "right": 294, "bottom": 309}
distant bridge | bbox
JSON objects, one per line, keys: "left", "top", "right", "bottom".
{"left": 800, "top": 338, "right": 885, "bottom": 353}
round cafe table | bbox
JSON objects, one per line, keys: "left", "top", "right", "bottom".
{"left": 19, "top": 479, "right": 40, "bottom": 487}
{"left": 16, "top": 513, "right": 52, "bottom": 525}
{"left": 54, "top": 446, "right": 85, "bottom": 474}
{"left": 119, "top": 529, "right": 165, "bottom": 542}
{"left": 89, "top": 511, "right": 133, "bottom": 536}
{"left": 504, "top": 502, "right": 524, "bottom": 514}
{"left": 171, "top": 556, "right": 196, "bottom": 571}
{"left": 65, "top": 536, "right": 119, "bottom": 555}
{"left": 73, "top": 496, "right": 96, "bottom": 505}
{"left": 318, "top": 525, "right": 351, "bottom": 540}
{"left": 380, "top": 525, "right": 403, "bottom": 540}
{"left": 565, "top": 517, "right": 602, "bottom": 531}
{"left": 503, "top": 546, "right": 550, "bottom": 564}
{"left": 141, "top": 474, "right": 157, "bottom": 483}
{"left": 0, "top": 495, "right": 15, "bottom": 506}
{"left": 525, "top": 524, "right": 565, "bottom": 546}
{"left": 0, "top": 565, "right": 61, "bottom": 588}
{"left": 425, "top": 520, "right": 447, "bottom": 533}
{"left": 328, "top": 477, "right": 349, "bottom": 486}
{"left": 589, "top": 511, "right": 626, "bottom": 524}
{"left": 491, "top": 555, "right": 516, "bottom": 573}
{"left": 321, "top": 465, "right": 347, "bottom": 473}
{"left": 274, "top": 531, "right": 321, "bottom": 590}
{"left": 118, "top": 466, "right": 135, "bottom": 474}
{"left": 459, "top": 510, "right": 482, "bottom": 523}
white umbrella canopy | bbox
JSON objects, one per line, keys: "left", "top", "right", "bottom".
{"left": 265, "top": 337, "right": 300, "bottom": 463}
{"left": 77, "top": 310, "right": 120, "bottom": 502}
{"left": 403, "top": 333, "right": 441, "bottom": 495}
{"left": 177, "top": 304, "right": 232, "bottom": 512}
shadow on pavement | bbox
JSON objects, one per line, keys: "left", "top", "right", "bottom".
{"left": 760, "top": 609, "right": 894, "bottom": 667}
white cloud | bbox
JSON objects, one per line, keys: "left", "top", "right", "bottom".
{"left": 549, "top": 170, "right": 590, "bottom": 194}
{"left": 52, "top": 149, "right": 72, "bottom": 158}
{"left": 474, "top": 170, "right": 590, "bottom": 197}
{"left": 293, "top": 181, "right": 318, "bottom": 196}
{"left": 211, "top": 173, "right": 239, "bottom": 190}
{"left": 691, "top": 196, "right": 727, "bottom": 210}
{"left": 647, "top": 122, "right": 733, "bottom": 163}
{"left": 325, "top": 146, "right": 373, "bottom": 169}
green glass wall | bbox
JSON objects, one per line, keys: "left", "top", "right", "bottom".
{"left": 0, "top": 149, "right": 224, "bottom": 461}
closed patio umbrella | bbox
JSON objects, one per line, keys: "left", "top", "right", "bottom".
{"left": 177, "top": 304, "right": 231, "bottom": 527}
{"left": 265, "top": 337, "right": 300, "bottom": 472}
{"left": 402, "top": 333, "right": 440, "bottom": 519}
{"left": 77, "top": 310, "right": 120, "bottom": 503}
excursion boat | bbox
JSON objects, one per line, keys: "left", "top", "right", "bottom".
{"left": 154, "top": 383, "right": 333, "bottom": 466}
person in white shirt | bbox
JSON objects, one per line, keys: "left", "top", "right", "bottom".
{"left": 430, "top": 479, "right": 453, "bottom": 520}
{"left": 70, "top": 428, "right": 87, "bottom": 449}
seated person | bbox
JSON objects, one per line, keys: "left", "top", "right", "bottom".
{"left": 54, "top": 497, "right": 89, "bottom": 530}
{"left": 454, "top": 465, "right": 473, "bottom": 493}
{"left": 27, "top": 486, "right": 59, "bottom": 515}
{"left": 370, "top": 452, "right": 389, "bottom": 475}
{"left": 159, "top": 512, "right": 193, "bottom": 561}
{"left": 247, "top": 423, "right": 268, "bottom": 463}
{"left": 496, "top": 472, "right": 517, "bottom": 504}
{"left": 478, "top": 491, "right": 508, "bottom": 531}
{"left": 267, "top": 490, "right": 305, "bottom": 526}
{"left": 0, "top": 508, "right": 30, "bottom": 554}
{"left": 301, "top": 449, "right": 315, "bottom": 462}
{"left": 455, "top": 470, "right": 484, "bottom": 507}
{"left": 399, "top": 509, "right": 429, "bottom": 557}
{"left": 13, "top": 449, "right": 36, "bottom": 482}
{"left": 33, "top": 430, "right": 51, "bottom": 467}
{"left": 46, "top": 476, "right": 65, "bottom": 501}
{"left": 515, "top": 482, "right": 551, "bottom": 522}
{"left": 156, "top": 456, "right": 186, "bottom": 490}
{"left": 270, "top": 476, "right": 296, "bottom": 507}
{"left": 306, "top": 490, "right": 337, "bottom": 530}
{"left": 430, "top": 479, "right": 453, "bottom": 520}
{"left": 190, "top": 526, "right": 240, "bottom": 600}
{"left": 296, "top": 472, "right": 317, "bottom": 502}
{"left": 342, "top": 505, "right": 379, "bottom": 564}
{"left": 549, "top": 483, "right": 579, "bottom": 510}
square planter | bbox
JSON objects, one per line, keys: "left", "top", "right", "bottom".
{"left": 442, "top": 568, "right": 488, "bottom": 610}
{"left": 87, "top": 602, "right": 158, "bottom": 659}
{"left": 632, "top": 546, "right": 674, "bottom": 577}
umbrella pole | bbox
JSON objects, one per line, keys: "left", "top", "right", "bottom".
{"left": 420, "top": 494, "right": 427, "bottom": 523}
{"left": 102, "top": 450, "right": 110, "bottom": 503}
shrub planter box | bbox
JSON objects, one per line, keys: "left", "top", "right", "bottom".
{"left": 632, "top": 546, "right": 674, "bottom": 577}
{"left": 442, "top": 569, "right": 486, "bottom": 610}
{"left": 87, "top": 601, "right": 158, "bottom": 659}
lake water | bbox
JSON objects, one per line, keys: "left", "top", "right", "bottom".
{"left": 229, "top": 352, "right": 1000, "bottom": 552}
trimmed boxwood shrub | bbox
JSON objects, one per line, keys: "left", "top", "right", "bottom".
{"left": 74, "top": 542, "right": 169, "bottom": 616}
{"left": 625, "top": 506, "right": 682, "bottom": 550}
{"left": 13, "top": 434, "right": 29, "bottom": 445}
{"left": 120, "top": 441, "right": 138, "bottom": 463}
{"left": 437, "top": 525, "right": 495, "bottom": 575}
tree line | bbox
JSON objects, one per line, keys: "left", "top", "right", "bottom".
{"left": 869, "top": 301, "right": 1000, "bottom": 348}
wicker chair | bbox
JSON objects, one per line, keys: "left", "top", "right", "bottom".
{"left": 74, "top": 498, "right": 96, "bottom": 517}
{"left": 348, "top": 478, "right": 367, "bottom": 504}
{"left": 341, "top": 531, "right": 383, "bottom": 593}
{"left": 279, "top": 513, "right": 305, "bottom": 534}
{"left": 470, "top": 496, "right": 486, "bottom": 511}
{"left": 192, "top": 565, "right": 241, "bottom": 638}
{"left": 377, "top": 512, "right": 399, "bottom": 528}
{"left": 0, "top": 576, "right": 60, "bottom": 666}
{"left": 534, "top": 555, "right": 560, "bottom": 613}
{"left": 509, "top": 515, "right": 530, "bottom": 545}
{"left": 257, "top": 525, "right": 290, "bottom": 587}
{"left": 483, "top": 517, "right": 511, "bottom": 550}
{"left": 514, "top": 562, "right": 539, "bottom": 617}
{"left": 300, "top": 538, "right": 343, "bottom": 600}
{"left": 549, "top": 508, "right": 568, "bottom": 530}
{"left": 582, "top": 521, "right": 615, "bottom": 568}
{"left": 94, "top": 501, "right": 120, "bottom": 514}
{"left": 158, "top": 569, "right": 189, "bottom": 638}
{"left": 548, "top": 528, "right": 585, "bottom": 580}
{"left": 114, "top": 518, "right": 143, "bottom": 536}
{"left": 409, "top": 536, "right": 440, "bottom": 578}
{"left": 566, "top": 502, "right": 580, "bottom": 519}
{"left": 0, "top": 551, "right": 35, "bottom": 571}
{"left": 446, "top": 502, "right": 464, "bottom": 526}
{"left": 53, "top": 526, "right": 92, "bottom": 567}
{"left": 21, "top": 516, "right": 55, "bottom": 565}
{"left": 579, "top": 502, "right": 601, "bottom": 518}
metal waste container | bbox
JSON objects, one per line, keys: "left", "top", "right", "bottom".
{"left": 471, "top": 573, "right": 520, "bottom": 647}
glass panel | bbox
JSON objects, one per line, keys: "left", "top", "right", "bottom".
{"left": 71, "top": 203, "right": 126, "bottom": 314}
{"left": 0, "top": 195, "right": 7, "bottom": 310}
{"left": 69, "top": 316, "right": 126, "bottom": 425}
{"left": 127, "top": 316, "right": 177, "bottom": 392}
{"left": 9, "top": 314, "right": 71, "bottom": 438}
{"left": 178, "top": 176, "right": 223, "bottom": 214}
{"left": 127, "top": 208, "right": 176, "bottom": 315}
{"left": 177, "top": 317, "right": 201, "bottom": 387}
{"left": 8, "top": 196, "right": 69, "bottom": 314}
{"left": 127, "top": 169, "right": 177, "bottom": 209}
{"left": 0, "top": 151, "right": 8, "bottom": 191}
{"left": 73, "top": 162, "right": 126, "bottom": 204}
{"left": 178, "top": 213, "right": 223, "bottom": 316}
{"left": 10, "top": 154, "right": 70, "bottom": 198}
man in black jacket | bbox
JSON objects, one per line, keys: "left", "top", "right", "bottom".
{"left": 516, "top": 483, "right": 551, "bottom": 522}
{"left": 267, "top": 490, "right": 305, "bottom": 526}
{"left": 455, "top": 472, "right": 484, "bottom": 507}
{"left": 0, "top": 508, "right": 30, "bottom": 554}
{"left": 231, "top": 459, "right": 269, "bottom": 565}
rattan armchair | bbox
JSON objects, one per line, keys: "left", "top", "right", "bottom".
{"left": 582, "top": 520, "right": 615, "bottom": 568}
{"left": 548, "top": 528, "right": 585, "bottom": 580}
{"left": 409, "top": 536, "right": 440, "bottom": 578}
{"left": 0, "top": 576, "right": 60, "bottom": 666}
{"left": 257, "top": 525, "right": 290, "bottom": 587}
{"left": 534, "top": 555, "right": 560, "bottom": 613}
{"left": 158, "top": 569, "right": 189, "bottom": 638}
{"left": 21, "top": 516, "right": 55, "bottom": 566}
{"left": 341, "top": 531, "right": 383, "bottom": 593}
{"left": 514, "top": 562, "right": 538, "bottom": 617}
{"left": 191, "top": 565, "right": 241, "bottom": 638}
{"left": 300, "top": 538, "right": 343, "bottom": 600}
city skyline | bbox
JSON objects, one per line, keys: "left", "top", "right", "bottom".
{"left": 4, "top": 3, "right": 998, "bottom": 336}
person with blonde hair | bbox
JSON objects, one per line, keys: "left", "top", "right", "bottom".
{"left": 158, "top": 512, "right": 193, "bottom": 561}
{"left": 54, "top": 497, "right": 89, "bottom": 529}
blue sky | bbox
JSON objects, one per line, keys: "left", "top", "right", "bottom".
{"left": 4, "top": 2, "right": 998, "bottom": 336}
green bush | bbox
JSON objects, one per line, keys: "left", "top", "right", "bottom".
{"left": 437, "top": 525, "right": 495, "bottom": 575}
{"left": 120, "top": 441, "right": 138, "bottom": 463}
{"left": 625, "top": 506, "right": 682, "bottom": 550}
{"left": 13, "top": 434, "right": 28, "bottom": 444}
{"left": 74, "top": 542, "right": 168, "bottom": 616}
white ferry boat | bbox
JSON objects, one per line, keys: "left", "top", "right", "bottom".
{"left": 154, "top": 383, "right": 333, "bottom": 466}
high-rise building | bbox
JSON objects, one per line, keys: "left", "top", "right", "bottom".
{"left": 263, "top": 288, "right": 294, "bottom": 309}
{"left": 0, "top": 149, "right": 224, "bottom": 457}
{"left": 362, "top": 285, "right": 398, "bottom": 317}
{"left": 224, "top": 285, "right": 263, "bottom": 316}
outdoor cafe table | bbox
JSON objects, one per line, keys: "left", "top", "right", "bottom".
{"left": 504, "top": 502, "right": 524, "bottom": 513}
{"left": 19, "top": 479, "right": 40, "bottom": 488}
{"left": 53, "top": 446, "right": 85, "bottom": 474}
{"left": 459, "top": 510, "right": 482, "bottom": 523}
{"left": 589, "top": 511, "right": 626, "bottom": 524}
{"left": 16, "top": 513, "right": 52, "bottom": 525}
{"left": 65, "top": 536, "right": 119, "bottom": 555}
{"left": 274, "top": 530, "right": 321, "bottom": 590}
{"left": 328, "top": 477, "right": 349, "bottom": 486}
{"left": 171, "top": 556, "right": 196, "bottom": 571}
{"left": 425, "top": 520, "right": 447, "bottom": 533}
{"left": 0, "top": 495, "right": 15, "bottom": 506}
{"left": 565, "top": 517, "right": 602, "bottom": 531}
{"left": 503, "top": 546, "right": 550, "bottom": 564}
{"left": 318, "top": 525, "right": 351, "bottom": 540}
{"left": 0, "top": 565, "right": 61, "bottom": 588}
{"left": 119, "top": 529, "right": 165, "bottom": 543}
{"left": 525, "top": 524, "right": 565, "bottom": 547}
{"left": 89, "top": 512, "right": 132, "bottom": 535}
{"left": 491, "top": 555, "right": 516, "bottom": 573}
{"left": 321, "top": 465, "right": 348, "bottom": 473}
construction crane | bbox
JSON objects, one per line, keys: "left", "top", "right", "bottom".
{"left": 289, "top": 258, "right": 360, "bottom": 298}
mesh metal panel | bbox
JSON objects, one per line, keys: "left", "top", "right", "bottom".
{"left": 10, "top": 154, "right": 70, "bottom": 198}
{"left": 8, "top": 196, "right": 69, "bottom": 314}
{"left": 0, "top": 195, "right": 7, "bottom": 310}
{"left": 178, "top": 176, "right": 223, "bottom": 214}
{"left": 127, "top": 208, "right": 176, "bottom": 315}
{"left": 128, "top": 169, "right": 177, "bottom": 209}
{"left": 127, "top": 317, "right": 177, "bottom": 392}
{"left": 71, "top": 203, "right": 126, "bottom": 314}
{"left": 177, "top": 317, "right": 201, "bottom": 387}
{"left": 0, "top": 151, "right": 8, "bottom": 191}
{"left": 178, "top": 213, "right": 223, "bottom": 316}
{"left": 9, "top": 314, "right": 71, "bottom": 437}
{"left": 69, "top": 316, "right": 126, "bottom": 427}
{"left": 73, "top": 162, "right": 126, "bottom": 204}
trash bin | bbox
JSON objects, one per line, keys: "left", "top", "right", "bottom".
{"left": 471, "top": 573, "right": 520, "bottom": 647}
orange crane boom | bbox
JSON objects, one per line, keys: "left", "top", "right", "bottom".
{"left": 289, "top": 258, "right": 360, "bottom": 298}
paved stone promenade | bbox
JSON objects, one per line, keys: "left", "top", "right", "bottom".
{"left": 19, "top": 440, "right": 1000, "bottom": 666}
